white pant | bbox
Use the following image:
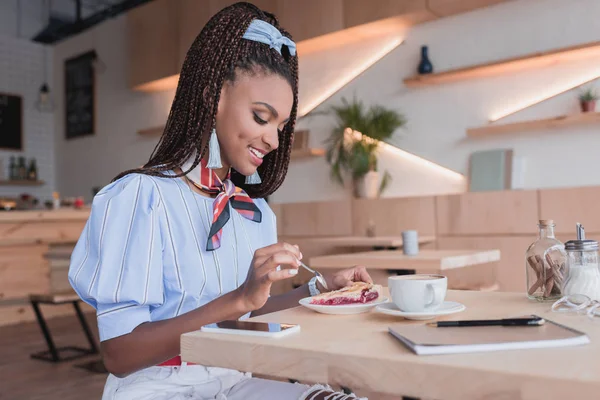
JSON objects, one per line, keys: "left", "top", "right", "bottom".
{"left": 102, "top": 364, "right": 359, "bottom": 400}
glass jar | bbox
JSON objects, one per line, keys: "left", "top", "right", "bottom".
{"left": 562, "top": 224, "right": 600, "bottom": 301}
{"left": 525, "top": 220, "right": 566, "bottom": 301}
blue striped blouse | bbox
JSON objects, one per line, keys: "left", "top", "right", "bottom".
{"left": 68, "top": 171, "right": 277, "bottom": 342}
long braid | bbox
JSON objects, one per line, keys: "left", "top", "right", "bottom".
{"left": 113, "top": 2, "right": 297, "bottom": 199}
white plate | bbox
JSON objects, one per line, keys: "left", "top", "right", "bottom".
{"left": 375, "top": 301, "right": 466, "bottom": 320}
{"left": 299, "top": 296, "right": 389, "bottom": 315}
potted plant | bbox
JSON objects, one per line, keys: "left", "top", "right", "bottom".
{"left": 578, "top": 88, "right": 598, "bottom": 113}
{"left": 325, "top": 97, "right": 406, "bottom": 198}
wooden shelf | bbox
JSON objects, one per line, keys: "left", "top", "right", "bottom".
{"left": 138, "top": 126, "right": 164, "bottom": 136}
{"left": 291, "top": 148, "right": 325, "bottom": 159}
{"left": 0, "top": 180, "right": 45, "bottom": 186}
{"left": 404, "top": 40, "right": 600, "bottom": 88}
{"left": 467, "top": 112, "right": 600, "bottom": 138}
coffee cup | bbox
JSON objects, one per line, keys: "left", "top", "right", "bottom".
{"left": 388, "top": 274, "right": 447, "bottom": 312}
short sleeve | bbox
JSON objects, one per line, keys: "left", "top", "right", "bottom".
{"left": 255, "top": 198, "right": 278, "bottom": 247}
{"left": 68, "top": 174, "right": 164, "bottom": 342}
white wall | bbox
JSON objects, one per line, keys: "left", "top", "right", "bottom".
{"left": 53, "top": 15, "right": 175, "bottom": 200}
{"left": 272, "top": 0, "right": 600, "bottom": 203}
{"left": 52, "top": 0, "right": 600, "bottom": 203}
{"left": 0, "top": 34, "right": 55, "bottom": 201}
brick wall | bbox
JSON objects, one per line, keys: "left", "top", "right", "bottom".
{"left": 0, "top": 35, "right": 55, "bottom": 203}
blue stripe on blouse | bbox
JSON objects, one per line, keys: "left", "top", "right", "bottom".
{"left": 68, "top": 172, "right": 277, "bottom": 342}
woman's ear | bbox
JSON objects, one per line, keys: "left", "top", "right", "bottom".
{"left": 216, "top": 84, "right": 230, "bottom": 116}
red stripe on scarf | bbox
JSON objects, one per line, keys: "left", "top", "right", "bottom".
{"left": 187, "top": 158, "right": 262, "bottom": 251}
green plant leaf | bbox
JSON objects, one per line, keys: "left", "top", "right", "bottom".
{"left": 324, "top": 97, "right": 406, "bottom": 190}
{"left": 379, "top": 170, "right": 392, "bottom": 196}
{"left": 579, "top": 88, "right": 598, "bottom": 101}
{"left": 349, "top": 142, "right": 370, "bottom": 179}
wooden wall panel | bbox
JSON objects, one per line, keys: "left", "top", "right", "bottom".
{"left": 436, "top": 190, "right": 539, "bottom": 236}
{"left": 539, "top": 187, "right": 600, "bottom": 235}
{"left": 277, "top": 0, "right": 344, "bottom": 42}
{"left": 178, "top": 0, "right": 212, "bottom": 66}
{"left": 127, "top": 0, "right": 180, "bottom": 89}
{"left": 352, "top": 197, "right": 436, "bottom": 236}
{"left": 427, "top": 0, "right": 509, "bottom": 17}
{"left": 269, "top": 203, "right": 284, "bottom": 236}
{"left": 280, "top": 201, "right": 352, "bottom": 237}
{"left": 0, "top": 245, "right": 49, "bottom": 301}
{"left": 437, "top": 236, "right": 535, "bottom": 292}
{"left": 49, "top": 259, "right": 72, "bottom": 293}
{"left": 343, "top": 0, "right": 433, "bottom": 29}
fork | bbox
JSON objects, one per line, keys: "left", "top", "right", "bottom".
{"left": 299, "top": 261, "right": 328, "bottom": 290}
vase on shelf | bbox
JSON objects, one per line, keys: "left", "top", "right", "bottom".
{"left": 355, "top": 171, "right": 379, "bottom": 199}
{"left": 578, "top": 89, "right": 597, "bottom": 113}
{"left": 418, "top": 45, "right": 434, "bottom": 75}
{"left": 580, "top": 100, "right": 596, "bottom": 113}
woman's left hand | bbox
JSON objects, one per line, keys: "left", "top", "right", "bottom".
{"left": 320, "top": 266, "right": 373, "bottom": 292}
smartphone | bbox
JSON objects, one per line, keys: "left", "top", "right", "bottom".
{"left": 200, "top": 320, "right": 301, "bottom": 338}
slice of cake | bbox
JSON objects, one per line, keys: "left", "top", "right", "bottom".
{"left": 310, "top": 282, "right": 381, "bottom": 305}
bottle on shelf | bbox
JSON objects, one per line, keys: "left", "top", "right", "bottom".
{"left": 52, "top": 192, "right": 60, "bottom": 210}
{"left": 418, "top": 45, "right": 434, "bottom": 75}
{"left": 8, "top": 157, "right": 15, "bottom": 180}
{"left": 17, "top": 157, "right": 26, "bottom": 180}
{"left": 27, "top": 159, "right": 38, "bottom": 181}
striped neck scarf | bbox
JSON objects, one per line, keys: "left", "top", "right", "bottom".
{"left": 181, "top": 156, "right": 262, "bottom": 251}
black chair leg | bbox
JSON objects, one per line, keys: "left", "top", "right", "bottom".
{"left": 30, "top": 300, "right": 60, "bottom": 362}
{"left": 30, "top": 300, "right": 99, "bottom": 363}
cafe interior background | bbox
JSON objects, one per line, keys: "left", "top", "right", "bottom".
{"left": 2, "top": 0, "right": 600, "bottom": 398}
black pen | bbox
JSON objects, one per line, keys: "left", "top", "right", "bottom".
{"left": 427, "top": 317, "right": 545, "bottom": 327}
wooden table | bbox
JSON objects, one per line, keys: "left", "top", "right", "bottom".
{"left": 303, "top": 235, "right": 436, "bottom": 249}
{"left": 309, "top": 249, "right": 501, "bottom": 273}
{"left": 181, "top": 290, "right": 599, "bottom": 399}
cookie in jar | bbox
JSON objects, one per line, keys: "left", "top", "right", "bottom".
{"left": 525, "top": 220, "right": 566, "bottom": 301}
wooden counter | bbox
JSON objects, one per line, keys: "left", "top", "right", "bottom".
{"left": 0, "top": 208, "right": 91, "bottom": 326}
{"left": 309, "top": 249, "right": 501, "bottom": 271}
{"left": 0, "top": 208, "right": 90, "bottom": 223}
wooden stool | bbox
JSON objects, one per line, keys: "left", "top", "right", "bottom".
{"left": 29, "top": 291, "right": 99, "bottom": 362}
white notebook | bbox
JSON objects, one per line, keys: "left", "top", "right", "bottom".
{"left": 389, "top": 316, "right": 590, "bottom": 356}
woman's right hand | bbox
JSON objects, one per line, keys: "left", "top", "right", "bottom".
{"left": 236, "top": 242, "right": 301, "bottom": 312}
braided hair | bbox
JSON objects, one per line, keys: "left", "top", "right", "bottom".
{"left": 114, "top": 2, "right": 298, "bottom": 198}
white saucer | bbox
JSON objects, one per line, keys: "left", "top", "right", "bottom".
{"left": 299, "top": 297, "right": 389, "bottom": 315}
{"left": 375, "top": 301, "right": 466, "bottom": 320}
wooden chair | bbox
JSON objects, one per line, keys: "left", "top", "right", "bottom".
{"left": 29, "top": 291, "right": 99, "bottom": 362}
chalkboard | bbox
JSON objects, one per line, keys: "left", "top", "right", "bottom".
{"left": 0, "top": 93, "right": 23, "bottom": 150}
{"left": 65, "top": 50, "right": 96, "bottom": 139}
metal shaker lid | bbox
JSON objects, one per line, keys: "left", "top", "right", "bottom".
{"left": 565, "top": 240, "right": 599, "bottom": 251}
{"left": 565, "top": 223, "right": 599, "bottom": 251}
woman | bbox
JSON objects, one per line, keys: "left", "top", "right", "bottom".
{"left": 69, "top": 2, "right": 371, "bottom": 399}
